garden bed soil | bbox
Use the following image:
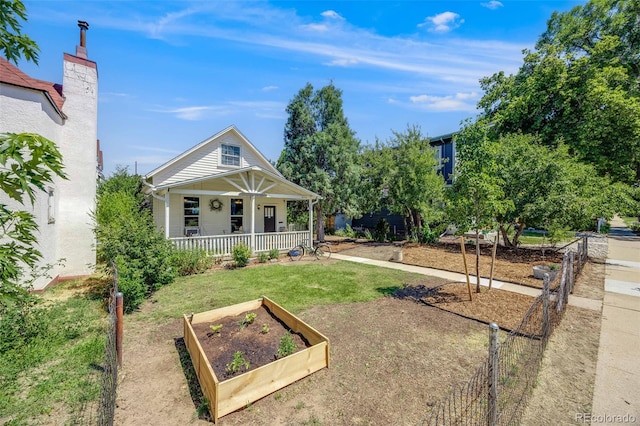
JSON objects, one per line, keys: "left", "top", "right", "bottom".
{"left": 190, "top": 305, "right": 309, "bottom": 380}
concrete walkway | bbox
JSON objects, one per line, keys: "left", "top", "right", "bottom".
{"left": 331, "top": 252, "right": 601, "bottom": 310}
{"left": 591, "top": 217, "right": 640, "bottom": 424}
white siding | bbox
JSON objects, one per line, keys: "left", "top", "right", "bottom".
{"left": 152, "top": 131, "right": 274, "bottom": 187}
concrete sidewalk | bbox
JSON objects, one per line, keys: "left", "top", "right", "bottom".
{"left": 331, "top": 252, "right": 601, "bottom": 311}
{"left": 591, "top": 217, "right": 640, "bottom": 424}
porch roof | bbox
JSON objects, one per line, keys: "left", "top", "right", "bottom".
{"left": 144, "top": 166, "right": 321, "bottom": 201}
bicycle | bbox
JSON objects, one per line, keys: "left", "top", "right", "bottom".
{"left": 288, "top": 240, "right": 332, "bottom": 261}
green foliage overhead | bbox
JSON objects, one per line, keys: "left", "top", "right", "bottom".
{"left": 277, "top": 82, "right": 361, "bottom": 241}
{"left": 0, "top": 0, "right": 39, "bottom": 64}
{"left": 478, "top": 0, "right": 640, "bottom": 185}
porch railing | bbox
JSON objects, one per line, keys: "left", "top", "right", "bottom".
{"left": 170, "top": 231, "right": 310, "bottom": 257}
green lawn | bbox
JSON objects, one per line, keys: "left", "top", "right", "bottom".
{"left": 0, "top": 279, "right": 108, "bottom": 425}
{"left": 137, "top": 260, "right": 428, "bottom": 323}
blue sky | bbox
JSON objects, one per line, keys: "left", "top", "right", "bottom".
{"left": 17, "top": 0, "right": 583, "bottom": 176}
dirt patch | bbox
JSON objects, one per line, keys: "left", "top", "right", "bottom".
{"left": 520, "top": 262, "right": 604, "bottom": 425}
{"left": 115, "top": 296, "right": 490, "bottom": 425}
{"left": 190, "top": 305, "right": 309, "bottom": 380}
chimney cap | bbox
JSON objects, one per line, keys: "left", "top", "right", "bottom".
{"left": 78, "top": 20, "right": 89, "bottom": 30}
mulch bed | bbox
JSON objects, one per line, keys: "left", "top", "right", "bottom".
{"left": 394, "top": 282, "right": 536, "bottom": 332}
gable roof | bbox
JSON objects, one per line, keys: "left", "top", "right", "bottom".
{"left": 144, "top": 125, "right": 281, "bottom": 180}
{"left": 0, "top": 58, "right": 66, "bottom": 119}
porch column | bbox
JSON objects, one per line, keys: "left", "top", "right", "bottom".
{"left": 308, "top": 198, "right": 313, "bottom": 245}
{"left": 250, "top": 194, "right": 256, "bottom": 253}
{"left": 164, "top": 190, "right": 170, "bottom": 238}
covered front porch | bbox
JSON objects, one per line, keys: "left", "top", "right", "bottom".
{"left": 144, "top": 167, "right": 320, "bottom": 256}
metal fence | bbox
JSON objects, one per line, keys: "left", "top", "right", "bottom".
{"left": 422, "top": 237, "right": 587, "bottom": 425}
{"left": 96, "top": 264, "right": 119, "bottom": 425}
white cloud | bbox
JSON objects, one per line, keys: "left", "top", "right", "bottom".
{"left": 261, "top": 85, "right": 279, "bottom": 92}
{"left": 481, "top": 1, "right": 504, "bottom": 10}
{"left": 327, "top": 57, "right": 360, "bottom": 67}
{"left": 153, "top": 106, "right": 229, "bottom": 121}
{"left": 408, "top": 92, "right": 479, "bottom": 111}
{"left": 301, "top": 23, "right": 329, "bottom": 32}
{"left": 321, "top": 10, "right": 345, "bottom": 20}
{"left": 418, "top": 12, "right": 464, "bottom": 33}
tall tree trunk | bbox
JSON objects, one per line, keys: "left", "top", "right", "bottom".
{"left": 500, "top": 224, "right": 513, "bottom": 248}
{"left": 512, "top": 222, "right": 525, "bottom": 247}
{"left": 315, "top": 205, "right": 325, "bottom": 242}
{"left": 475, "top": 228, "right": 481, "bottom": 293}
{"left": 416, "top": 211, "right": 423, "bottom": 241}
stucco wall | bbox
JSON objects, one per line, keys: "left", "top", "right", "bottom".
{"left": 0, "top": 54, "right": 98, "bottom": 290}
{"left": 56, "top": 55, "right": 98, "bottom": 280}
{"left": 0, "top": 84, "right": 64, "bottom": 289}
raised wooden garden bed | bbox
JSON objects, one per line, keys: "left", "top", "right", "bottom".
{"left": 183, "top": 296, "right": 330, "bottom": 423}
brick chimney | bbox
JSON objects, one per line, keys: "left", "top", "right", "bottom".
{"left": 76, "top": 20, "right": 89, "bottom": 58}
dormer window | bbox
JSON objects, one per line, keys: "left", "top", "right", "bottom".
{"left": 221, "top": 144, "right": 240, "bottom": 166}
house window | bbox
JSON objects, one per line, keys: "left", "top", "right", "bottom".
{"left": 47, "top": 188, "right": 55, "bottom": 224}
{"left": 221, "top": 144, "right": 240, "bottom": 166}
{"left": 184, "top": 197, "right": 200, "bottom": 228}
{"left": 230, "top": 198, "right": 243, "bottom": 232}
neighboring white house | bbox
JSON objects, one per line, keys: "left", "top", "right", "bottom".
{"left": 0, "top": 22, "right": 100, "bottom": 290}
{"left": 143, "top": 125, "right": 321, "bottom": 255}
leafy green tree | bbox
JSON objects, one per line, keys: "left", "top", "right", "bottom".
{"left": 94, "top": 170, "right": 175, "bottom": 312}
{"left": 447, "top": 120, "right": 511, "bottom": 292}
{"left": 360, "top": 125, "right": 445, "bottom": 239}
{"left": 491, "top": 133, "right": 624, "bottom": 246}
{"left": 479, "top": 0, "right": 640, "bottom": 185}
{"left": 277, "top": 83, "right": 361, "bottom": 241}
{"left": 0, "top": 0, "right": 39, "bottom": 64}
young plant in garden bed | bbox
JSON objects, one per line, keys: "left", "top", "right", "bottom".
{"left": 226, "top": 351, "right": 250, "bottom": 374}
{"left": 209, "top": 324, "right": 223, "bottom": 335}
{"left": 262, "top": 324, "right": 270, "bottom": 334}
{"left": 276, "top": 332, "right": 298, "bottom": 358}
{"left": 239, "top": 312, "right": 257, "bottom": 329}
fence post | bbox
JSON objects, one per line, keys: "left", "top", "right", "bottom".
{"left": 583, "top": 236, "right": 588, "bottom": 262}
{"left": 557, "top": 252, "right": 569, "bottom": 312}
{"left": 569, "top": 250, "right": 575, "bottom": 294}
{"left": 577, "top": 242, "right": 584, "bottom": 273}
{"left": 542, "top": 275, "right": 550, "bottom": 343}
{"left": 488, "top": 322, "right": 499, "bottom": 426}
{"left": 116, "top": 292, "right": 124, "bottom": 367}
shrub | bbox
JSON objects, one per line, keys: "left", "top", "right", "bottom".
{"left": 631, "top": 222, "right": 640, "bottom": 233}
{"left": 114, "top": 256, "right": 146, "bottom": 313}
{"left": 363, "top": 228, "right": 373, "bottom": 240}
{"left": 268, "top": 248, "right": 280, "bottom": 260}
{"left": 232, "top": 243, "right": 252, "bottom": 267}
{"left": 171, "top": 249, "right": 213, "bottom": 276}
{"left": 257, "top": 252, "right": 269, "bottom": 263}
{"left": 374, "top": 218, "right": 390, "bottom": 242}
{"left": 94, "top": 182, "right": 177, "bottom": 311}
{"left": 335, "top": 224, "right": 356, "bottom": 238}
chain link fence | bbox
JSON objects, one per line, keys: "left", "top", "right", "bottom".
{"left": 422, "top": 237, "right": 587, "bottom": 425}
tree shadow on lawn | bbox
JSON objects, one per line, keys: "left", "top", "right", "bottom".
{"left": 174, "top": 337, "right": 212, "bottom": 422}
{"left": 380, "top": 283, "right": 441, "bottom": 300}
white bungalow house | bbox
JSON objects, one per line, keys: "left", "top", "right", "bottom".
{"left": 143, "top": 126, "right": 321, "bottom": 255}
{"left": 0, "top": 22, "right": 99, "bottom": 290}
